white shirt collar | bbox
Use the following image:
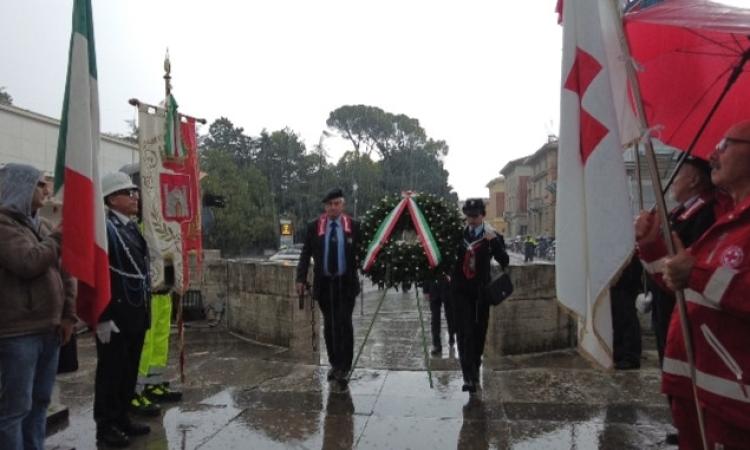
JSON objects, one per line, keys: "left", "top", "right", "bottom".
{"left": 109, "top": 208, "right": 134, "bottom": 225}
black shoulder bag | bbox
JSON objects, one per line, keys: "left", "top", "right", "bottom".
{"left": 484, "top": 268, "right": 513, "bottom": 306}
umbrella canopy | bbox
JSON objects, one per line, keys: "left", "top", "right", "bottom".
{"left": 624, "top": 0, "right": 750, "bottom": 159}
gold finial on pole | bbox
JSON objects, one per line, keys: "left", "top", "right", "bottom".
{"left": 164, "top": 49, "right": 172, "bottom": 97}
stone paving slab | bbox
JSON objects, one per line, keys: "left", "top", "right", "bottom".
{"left": 46, "top": 285, "right": 675, "bottom": 449}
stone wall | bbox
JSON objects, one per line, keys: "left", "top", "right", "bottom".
{"left": 201, "top": 259, "right": 318, "bottom": 364}
{"left": 485, "top": 264, "right": 577, "bottom": 357}
{"left": 201, "top": 257, "right": 572, "bottom": 362}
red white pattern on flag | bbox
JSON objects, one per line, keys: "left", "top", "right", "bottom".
{"left": 556, "top": 0, "right": 638, "bottom": 369}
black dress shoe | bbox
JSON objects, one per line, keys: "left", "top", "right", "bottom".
{"left": 665, "top": 432, "right": 679, "bottom": 445}
{"left": 119, "top": 421, "right": 151, "bottom": 436}
{"left": 461, "top": 381, "right": 477, "bottom": 393}
{"left": 97, "top": 425, "right": 131, "bottom": 447}
{"left": 430, "top": 345, "right": 442, "bottom": 356}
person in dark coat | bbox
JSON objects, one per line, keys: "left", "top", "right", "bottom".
{"left": 452, "top": 199, "right": 509, "bottom": 393}
{"left": 424, "top": 274, "right": 456, "bottom": 355}
{"left": 94, "top": 172, "right": 152, "bottom": 447}
{"left": 610, "top": 256, "right": 643, "bottom": 370}
{"left": 296, "top": 188, "right": 361, "bottom": 389}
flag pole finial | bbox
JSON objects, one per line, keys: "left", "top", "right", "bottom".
{"left": 164, "top": 49, "right": 172, "bottom": 97}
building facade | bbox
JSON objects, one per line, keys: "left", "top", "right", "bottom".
{"left": 526, "top": 139, "right": 558, "bottom": 238}
{"left": 623, "top": 141, "right": 680, "bottom": 213}
{"left": 485, "top": 176, "right": 507, "bottom": 234}
{"left": 500, "top": 157, "right": 532, "bottom": 238}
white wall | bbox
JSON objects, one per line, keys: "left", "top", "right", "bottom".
{"left": 0, "top": 104, "right": 138, "bottom": 176}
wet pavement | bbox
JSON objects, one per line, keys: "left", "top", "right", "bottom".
{"left": 47, "top": 281, "right": 675, "bottom": 450}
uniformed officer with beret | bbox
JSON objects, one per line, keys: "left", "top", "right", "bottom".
{"left": 296, "top": 188, "right": 361, "bottom": 389}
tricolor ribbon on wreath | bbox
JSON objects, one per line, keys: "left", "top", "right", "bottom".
{"left": 362, "top": 192, "right": 441, "bottom": 272}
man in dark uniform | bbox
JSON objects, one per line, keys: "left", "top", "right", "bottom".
{"left": 452, "top": 199, "right": 509, "bottom": 393}
{"left": 94, "top": 172, "right": 152, "bottom": 447}
{"left": 296, "top": 188, "right": 361, "bottom": 389}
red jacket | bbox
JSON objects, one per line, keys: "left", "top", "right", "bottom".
{"left": 640, "top": 192, "right": 750, "bottom": 431}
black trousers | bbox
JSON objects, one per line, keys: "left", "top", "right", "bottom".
{"left": 318, "top": 279, "right": 356, "bottom": 372}
{"left": 650, "top": 287, "right": 676, "bottom": 365}
{"left": 430, "top": 291, "right": 456, "bottom": 347}
{"left": 610, "top": 287, "right": 642, "bottom": 365}
{"left": 454, "top": 290, "right": 490, "bottom": 382}
{"left": 94, "top": 327, "right": 146, "bottom": 428}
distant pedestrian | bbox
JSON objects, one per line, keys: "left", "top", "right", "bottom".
{"left": 523, "top": 235, "right": 537, "bottom": 262}
{"left": 0, "top": 163, "right": 76, "bottom": 450}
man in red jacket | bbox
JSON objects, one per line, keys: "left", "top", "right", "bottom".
{"left": 637, "top": 121, "right": 750, "bottom": 449}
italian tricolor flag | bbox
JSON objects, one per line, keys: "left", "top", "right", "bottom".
{"left": 54, "top": 0, "right": 110, "bottom": 327}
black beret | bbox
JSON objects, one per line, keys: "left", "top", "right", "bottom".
{"left": 322, "top": 188, "right": 345, "bottom": 203}
{"left": 462, "top": 198, "right": 486, "bottom": 215}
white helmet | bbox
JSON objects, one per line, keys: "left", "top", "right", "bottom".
{"left": 101, "top": 172, "right": 137, "bottom": 198}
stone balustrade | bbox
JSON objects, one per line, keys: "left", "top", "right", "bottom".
{"left": 485, "top": 264, "right": 577, "bottom": 358}
{"left": 200, "top": 257, "right": 574, "bottom": 363}
{"left": 201, "top": 258, "right": 318, "bottom": 364}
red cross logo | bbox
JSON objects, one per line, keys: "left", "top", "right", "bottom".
{"left": 721, "top": 245, "right": 744, "bottom": 268}
{"left": 564, "top": 47, "right": 609, "bottom": 164}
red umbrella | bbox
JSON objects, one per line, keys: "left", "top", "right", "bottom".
{"left": 624, "top": 0, "right": 750, "bottom": 159}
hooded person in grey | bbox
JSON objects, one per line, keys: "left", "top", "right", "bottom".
{"left": 0, "top": 163, "right": 76, "bottom": 450}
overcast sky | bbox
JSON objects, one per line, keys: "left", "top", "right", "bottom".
{"left": 1, "top": 0, "right": 562, "bottom": 199}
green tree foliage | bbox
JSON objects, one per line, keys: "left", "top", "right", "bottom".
{"left": 197, "top": 104, "right": 456, "bottom": 255}
{"left": 334, "top": 151, "right": 382, "bottom": 217}
{"left": 203, "top": 117, "right": 256, "bottom": 166}
{"left": 200, "top": 147, "right": 276, "bottom": 255}
{"left": 0, "top": 87, "right": 13, "bottom": 105}
{"left": 327, "top": 105, "right": 456, "bottom": 203}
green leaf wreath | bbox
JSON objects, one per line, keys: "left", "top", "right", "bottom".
{"left": 358, "top": 193, "right": 463, "bottom": 288}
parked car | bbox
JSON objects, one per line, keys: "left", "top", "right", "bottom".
{"left": 269, "top": 245, "right": 303, "bottom": 262}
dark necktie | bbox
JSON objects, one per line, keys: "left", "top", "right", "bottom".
{"left": 328, "top": 221, "right": 339, "bottom": 275}
{"left": 126, "top": 221, "right": 140, "bottom": 235}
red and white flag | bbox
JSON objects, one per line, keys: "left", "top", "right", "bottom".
{"left": 556, "top": 0, "right": 639, "bottom": 368}
{"left": 53, "top": 0, "right": 110, "bottom": 327}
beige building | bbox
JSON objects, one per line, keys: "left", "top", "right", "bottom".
{"left": 526, "top": 138, "right": 558, "bottom": 238}
{"left": 500, "top": 157, "right": 532, "bottom": 238}
{"left": 485, "top": 177, "right": 507, "bottom": 234}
